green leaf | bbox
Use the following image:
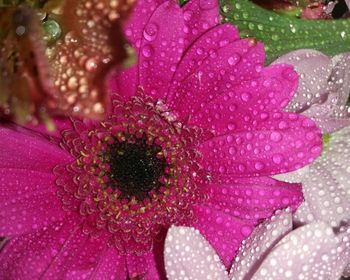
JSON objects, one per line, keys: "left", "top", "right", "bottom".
{"left": 220, "top": 0, "right": 350, "bottom": 64}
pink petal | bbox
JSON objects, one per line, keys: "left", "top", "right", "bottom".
{"left": 66, "top": 248, "right": 127, "bottom": 280}
{"left": 0, "top": 168, "right": 67, "bottom": 236}
{"left": 126, "top": 236, "right": 166, "bottom": 280}
{"left": 124, "top": 0, "right": 220, "bottom": 54}
{"left": 1, "top": 217, "right": 127, "bottom": 279}
{"left": 137, "top": 1, "right": 185, "bottom": 101}
{"left": 123, "top": 0, "right": 166, "bottom": 47}
{"left": 168, "top": 23, "right": 239, "bottom": 89}
{"left": 168, "top": 39, "right": 264, "bottom": 121}
{"left": 0, "top": 124, "right": 73, "bottom": 172}
{"left": 230, "top": 208, "right": 293, "bottom": 280}
{"left": 25, "top": 117, "right": 73, "bottom": 139}
{"left": 165, "top": 226, "right": 228, "bottom": 280}
{"left": 188, "top": 64, "right": 298, "bottom": 134}
{"left": 251, "top": 223, "right": 347, "bottom": 280}
{"left": 202, "top": 177, "right": 303, "bottom": 221}
{"left": 109, "top": 65, "right": 138, "bottom": 101}
{"left": 198, "top": 113, "right": 322, "bottom": 176}
{"left": 246, "top": 64, "right": 298, "bottom": 111}
{"left": 272, "top": 49, "right": 332, "bottom": 112}
{"left": 191, "top": 204, "right": 255, "bottom": 267}
{"left": 182, "top": 0, "right": 221, "bottom": 46}
{"left": 0, "top": 217, "right": 91, "bottom": 279}
{"left": 190, "top": 177, "right": 302, "bottom": 267}
{"left": 126, "top": 254, "right": 159, "bottom": 280}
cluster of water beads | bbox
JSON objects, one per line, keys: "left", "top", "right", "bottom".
{"left": 45, "top": 0, "right": 134, "bottom": 118}
{"left": 0, "top": 0, "right": 134, "bottom": 123}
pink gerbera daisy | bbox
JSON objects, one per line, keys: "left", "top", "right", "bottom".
{"left": 0, "top": 0, "right": 322, "bottom": 279}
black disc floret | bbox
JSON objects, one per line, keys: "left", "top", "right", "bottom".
{"left": 106, "top": 136, "right": 168, "bottom": 200}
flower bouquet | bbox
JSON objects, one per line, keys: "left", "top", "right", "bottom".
{"left": 0, "top": 0, "right": 349, "bottom": 279}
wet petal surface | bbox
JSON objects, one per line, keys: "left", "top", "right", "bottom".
{"left": 198, "top": 113, "right": 322, "bottom": 176}
{"left": 165, "top": 226, "right": 228, "bottom": 280}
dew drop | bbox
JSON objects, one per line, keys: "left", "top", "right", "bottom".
{"left": 142, "top": 45, "right": 154, "bottom": 58}
{"left": 241, "top": 92, "right": 251, "bottom": 102}
{"left": 143, "top": 22, "right": 158, "bottom": 42}
{"left": 85, "top": 58, "right": 98, "bottom": 72}
{"left": 254, "top": 161, "right": 264, "bottom": 170}
{"left": 270, "top": 131, "right": 282, "bottom": 142}
{"left": 227, "top": 53, "right": 241, "bottom": 66}
{"left": 272, "top": 154, "right": 283, "bottom": 164}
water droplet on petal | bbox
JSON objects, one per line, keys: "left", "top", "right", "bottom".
{"left": 270, "top": 131, "right": 282, "bottom": 142}
{"left": 141, "top": 44, "right": 154, "bottom": 58}
{"left": 254, "top": 161, "right": 264, "bottom": 170}
{"left": 143, "top": 22, "right": 159, "bottom": 42}
{"left": 272, "top": 154, "right": 283, "bottom": 164}
{"left": 227, "top": 53, "right": 241, "bottom": 66}
{"left": 241, "top": 92, "right": 251, "bottom": 102}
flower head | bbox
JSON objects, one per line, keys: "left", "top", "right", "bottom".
{"left": 0, "top": 0, "right": 322, "bottom": 278}
{"left": 53, "top": 93, "right": 208, "bottom": 255}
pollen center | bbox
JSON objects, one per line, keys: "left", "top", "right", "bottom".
{"left": 107, "top": 136, "right": 167, "bottom": 200}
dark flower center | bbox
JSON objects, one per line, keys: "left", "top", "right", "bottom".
{"left": 107, "top": 136, "right": 168, "bottom": 200}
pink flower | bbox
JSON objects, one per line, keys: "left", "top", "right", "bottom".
{"left": 165, "top": 209, "right": 350, "bottom": 279}
{"left": 0, "top": 0, "right": 322, "bottom": 278}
